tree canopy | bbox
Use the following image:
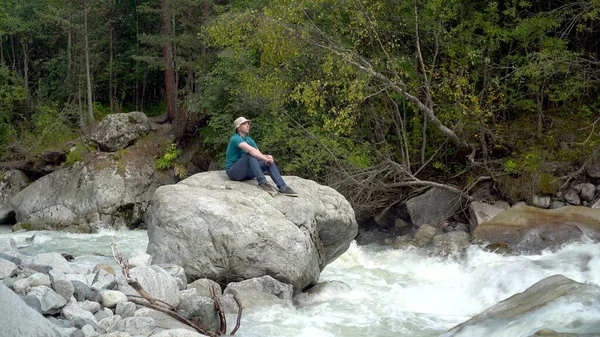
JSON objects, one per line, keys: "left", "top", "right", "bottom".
{"left": 1, "top": 0, "right": 599, "bottom": 219}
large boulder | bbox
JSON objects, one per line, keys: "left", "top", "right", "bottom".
{"left": 406, "top": 187, "right": 464, "bottom": 228}
{"left": 10, "top": 155, "right": 172, "bottom": 232}
{"left": 146, "top": 172, "right": 357, "bottom": 292}
{"left": 442, "top": 275, "right": 600, "bottom": 337}
{"left": 473, "top": 204, "right": 600, "bottom": 253}
{"left": 90, "top": 111, "right": 152, "bottom": 152}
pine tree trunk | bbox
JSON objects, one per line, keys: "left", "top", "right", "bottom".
{"left": 84, "top": 0, "right": 94, "bottom": 126}
{"left": 161, "top": 0, "right": 177, "bottom": 121}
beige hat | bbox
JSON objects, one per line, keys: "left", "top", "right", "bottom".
{"left": 234, "top": 116, "right": 251, "bottom": 130}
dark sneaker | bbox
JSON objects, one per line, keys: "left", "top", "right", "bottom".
{"left": 258, "top": 182, "right": 277, "bottom": 194}
{"left": 279, "top": 186, "right": 298, "bottom": 197}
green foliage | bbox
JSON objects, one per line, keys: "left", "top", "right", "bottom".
{"left": 64, "top": 144, "right": 87, "bottom": 167}
{"left": 24, "top": 104, "right": 77, "bottom": 155}
{"left": 156, "top": 143, "right": 182, "bottom": 170}
{"left": 538, "top": 172, "right": 559, "bottom": 196}
{"left": 503, "top": 159, "right": 520, "bottom": 174}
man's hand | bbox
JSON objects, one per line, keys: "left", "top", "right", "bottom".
{"left": 264, "top": 155, "right": 274, "bottom": 165}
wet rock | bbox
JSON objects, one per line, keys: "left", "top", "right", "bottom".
{"left": 406, "top": 187, "right": 463, "bottom": 228}
{"left": 414, "top": 224, "right": 437, "bottom": 247}
{"left": 564, "top": 189, "right": 581, "bottom": 205}
{"left": 473, "top": 204, "right": 600, "bottom": 253}
{"left": 431, "top": 231, "right": 471, "bottom": 257}
{"left": 530, "top": 195, "right": 551, "bottom": 209}
{"left": 469, "top": 201, "right": 505, "bottom": 232}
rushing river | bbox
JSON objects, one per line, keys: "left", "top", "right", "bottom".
{"left": 1, "top": 226, "right": 600, "bottom": 337}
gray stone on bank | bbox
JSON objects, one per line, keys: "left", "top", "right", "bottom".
{"left": 25, "top": 285, "right": 68, "bottom": 314}
{"left": 115, "top": 301, "right": 136, "bottom": 318}
{"left": 187, "top": 278, "right": 221, "bottom": 298}
{"left": 28, "top": 272, "right": 51, "bottom": 286}
{"left": 113, "top": 316, "right": 156, "bottom": 336}
{"left": 157, "top": 263, "right": 187, "bottom": 290}
{"left": 0, "top": 257, "right": 17, "bottom": 278}
{"left": 0, "top": 282, "right": 70, "bottom": 337}
{"left": 563, "top": 188, "right": 581, "bottom": 205}
{"left": 468, "top": 201, "right": 505, "bottom": 232}
{"left": 24, "top": 252, "right": 74, "bottom": 274}
{"left": 90, "top": 111, "right": 151, "bottom": 152}
{"left": 100, "top": 289, "right": 128, "bottom": 308}
{"left": 177, "top": 288, "right": 220, "bottom": 332}
{"left": 95, "top": 307, "right": 114, "bottom": 322}
{"left": 98, "top": 315, "right": 123, "bottom": 333}
{"left": 80, "top": 299, "right": 102, "bottom": 313}
{"left": 152, "top": 329, "right": 206, "bottom": 337}
{"left": 414, "top": 224, "right": 437, "bottom": 247}
{"left": 530, "top": 195, "right": 551, "bottom": 209}
{"left": 0, "top": 237, "right": 22, "bottom": 260}
{"left": 128, "top": 253, "right": 152, "bottom": 267}
{"left": 134, "top": 307, "right": 198, "bottom": 332}
{"left": 61, "top": 297, "right": 100, "bottom": 328}
{"left": 224, "top": 275, "right": 293, "bottom": 302}
{"left": 128, "top": 265, "right": 180, "bottom": 308}
{"left": 88, "top": 269, "right": 117, "bottom": 289}
{"left": 50, "top": 270, "right": 75, "bottom": 301}
{"left": 406, "top": 187, "right": 463, "bottom": 228}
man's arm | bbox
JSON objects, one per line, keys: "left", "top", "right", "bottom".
{"left": 239, "top": 142, "right": 274, "bottom": 165}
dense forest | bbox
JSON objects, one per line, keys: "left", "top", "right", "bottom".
{"left": 1, "top": 0, "right": 600, "bottom": 220}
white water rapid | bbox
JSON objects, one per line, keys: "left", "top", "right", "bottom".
{"left": 1, "top": 227, "right": 600, "bottom": 337}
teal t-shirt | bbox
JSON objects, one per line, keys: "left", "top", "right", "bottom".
{"left": 225, "top": 133, "right": 258, "bottom": 170}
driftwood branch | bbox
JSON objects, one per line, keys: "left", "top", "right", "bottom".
{"left": 111, "top": 243, "right": 243, "bottom": 336}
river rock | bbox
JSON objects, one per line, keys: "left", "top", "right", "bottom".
{"left": 0, "top": 202, "right": 15, "bottom": 224}
{"left": 576, "top": 183, "right": 596, "bottom": 202}
{"left": 442, "top": 275, "right": 600, "bottom": 337}
{"left": 224, "top": 275, "right": 293, "bottom": 301}
{"left": 431, "top": 231, "right": 471, "bottom": 257}
{"left": 177, "top": 288, "right": 219, "bottom": 332}
{"left": 468, "top": 201, "right": 505, "bottom": 232}
{"left": 0, "top": 169, "right": 30, "bottom": 203}
{"left": 0, "top": 282, "right": 70, "bottom": 337}
{"left": 90, "top": 111, "right": 152, "bottom": 152}
{"left": 563, "top": 189, "right": 581, "bottom": 205}
{"left": 406, "top": 187, "right": 463, "bottom": 228}
{"left": 0, "top": 258, "right": 17, "bottom": 279}
{"left": 414, "top": 224, "right": 437, "bottom": 247}
{"left": 10, "top": 154, "right": 172, "bottom": 231}
{"left": 187, "top": 278, "right": 221, "bottom": 297}
{"left": 0, "top": 237, "right": 22, "bottom": 260}
{"left": 146, "top": 172, "right": 357, "bottom": 293}
{"left": 25, "top": 285, "right": 68, "bottom": 314}
{"left": 129, "top": 265, "right": 180, "bottom": 308}
{"left": 473, "top": 204, "right": 600, "bottom": 253}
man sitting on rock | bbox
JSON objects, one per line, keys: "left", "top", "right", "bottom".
{"left": 225, "top": 116, "right": 298, "bottom": 196}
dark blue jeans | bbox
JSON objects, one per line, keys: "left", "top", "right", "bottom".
{"left": 226, "top": 154, "right": 287, "bottom": 189}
